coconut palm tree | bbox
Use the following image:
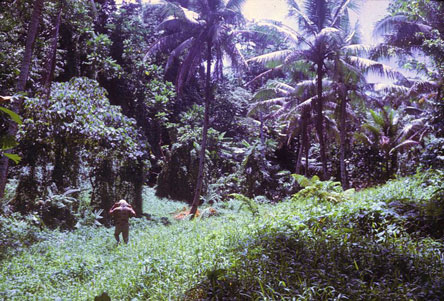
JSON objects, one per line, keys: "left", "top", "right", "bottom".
{"left": 247, "top": 0, "right": 403, "bottom": 184}
{"left": 145, "top": 0, "right": 247, "bottom": 217}
{"left": 249, "top": 72, "right": 340, "bottom": 177}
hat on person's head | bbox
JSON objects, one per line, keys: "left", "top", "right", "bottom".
{"left": 118, "top": 199, "right": 129, "bottom": 207}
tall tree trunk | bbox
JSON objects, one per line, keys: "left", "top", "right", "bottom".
{"left": 303, "top": 109, "right": 310, "bottom": 177}
{"left": 315, "top": 62, "right": 328, "bottom": 180}
{"left": 0, "top": 0, "right": 44, "bottom": 198}
{"left": 133, "top": 159, "right": 144, "bottom": 218}
{"left": 190, "top": 39, "right": 212, "bottom": 218}
{"left": 259, "top": 111, "right": 266, "bottom": 159}
{"left": 295, "top": 110, "right": 308, "bottom": 174}
{"left": 305, "top": 135, "right": 309, "bottom": 177}
{"left": 42, "top": 3, "right": 63, "bottom": 104}
{"left": 295, "top": 139, "right": 303, "bottom": 174}
{"left": 339, "top": 95, "right": 348, "bottom": 189}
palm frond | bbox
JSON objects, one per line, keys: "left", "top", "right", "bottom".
{"left": 254, "top": 97, "right": 288, "bottom": 106}
{"left": 293, "top": 79, "right": 316, "bottom": 95}
{"left": 354, "top": 132, "right": 373, "bottom": 145}
{"left": 285, "top": 105, "right": 303, "bottom": 120}
{"left": 244, "top": 67, "right": 283, "bottom": 87}
{"left": 371, "top": 83, "right": 409, "bottom": 94}
{"left": 269, "top": 81, "right": 296, "bottom": 94}
{"left": 252, "top": 89, "right": 279, "bottom": 101}
{"left": 287, "top": 0, "right": 316, "bottom": 34}
{"left": 235, "top": 29, "right": 273, "bottom": 44}
{"left": 167, "top": 2, "right": 201, "bottom": 25}
{"left": 304, "top": 0, "right": 329, "bottom": 32}
{"left": 247, "top": 97, "right": 288, "bottom": 117}
{"left": 362, "top": 123, "right": 381, "bottom": 138}
{"left": 283, "top": 50, "right": 304, "bottom": 65}
{"left": 297, "top": 97, "right": 315, "bottom": 109}
{"left": 373, "top": 14, "right": 432, "bottom": 38}
{"left": 324, "top": 115, "right": 338, "bottom": 134}
{"left": 408, "top": 79, "right": 439, "bottom": 96}
{"left": 270, "top": 100, "right": 296, "bottom": 119}
{"left": 247, "top": 50, "right": 292, "bottom": 65}
{"left": 342, "top": 43, "right": 372, "bottom": 55}
{"left": 165, "top": 37, "right": 194, "bottom": 71}
{"left": 256, "top": 20, "right": 300, "bottom": 44}
{"left": 338, "top": 59, "right": 366, "bottom": 83}
{"left": 222, "top": 40, "right": 249, "bottom": 71}
{"left": 373, "top": 14, "right": 409, "bottom": 37}
{"left": 343, "top": 29, "right": 355, "bottom": 44}
{"left": 144, "top": 32, "right": 186, "bottom": 61}
{"left": 316, "top": 26, "right": 340, "bottom": 39}
{"left": 226, "top": 0, "right": 247, "bottom": 11}
{"left": 396, "top": 118, "right": 426, "bottom": 142}
{"left": 369, "top": 43, "right": 407, "bottom": 60}
{"left": 389, "top": 140, "right": 420, "bottom": 154}
{"left": 331, "top": 0, "right": 353, "bottom": 27}
{"left": 158, "top": 17, "right": 196, "bottom": 32}
{"left": 176, "top": 38, "right": 203, "bottom": 92}
{"left": 404, "top": 106, "right": 424, "bottom": 115}
{"left": 348, "top": 56, "right": 405, "bottom": 80}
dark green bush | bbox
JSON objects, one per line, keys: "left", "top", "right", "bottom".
{"left": 420, "top": 136, "right": 444, "bottom": 169}
{"left": 13, "top": 77, "right": 146, "bottom": 220}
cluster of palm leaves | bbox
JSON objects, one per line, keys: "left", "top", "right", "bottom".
{"left": 246, "top": 0, "right": 409, "bottom": 188}
{"left": 148, "top": 0, "right": 440, "bottom": 210}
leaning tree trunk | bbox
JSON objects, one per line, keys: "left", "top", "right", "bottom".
{"left": 190, "top": 39, "right": 212, "bottom": 218}
{"left": 0, "top": 0, "right": 45, "bottom": 198}
{"left": 315, "top": 62, "right": 328, "bottom": 180}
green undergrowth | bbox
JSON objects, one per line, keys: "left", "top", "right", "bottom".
{"left": 1, "top": 172, "right": 443, "bottom": 300}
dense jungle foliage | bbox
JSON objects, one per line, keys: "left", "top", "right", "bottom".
{"left": 0, "top": 0, "right": 443, "bottom": 299}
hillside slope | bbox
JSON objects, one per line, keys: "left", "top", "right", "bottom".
{"left": 1, "top": 175, "right": 443, "bottom": 300}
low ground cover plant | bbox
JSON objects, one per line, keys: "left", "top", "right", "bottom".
{"left": 0, "top": 172, "right": 443, "bottom": 300}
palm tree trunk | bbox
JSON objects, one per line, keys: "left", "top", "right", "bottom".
{"left": 0, "top": 0, "right": 44, "bottom": 198}
{"left": 315, "top": 63, "right": 328, "bottom": 180}
{"left": 339, "top": 96, "right": 348, "bottom": 189}
{"left": 259, "top": 111, "right": 266, "bottom": 159}
{"left": 296, "top": 111, "right": 308, "bottom": 174}
{"left": 295, "top": 140, "right": 303, "bottom": 174}
{"left": 190, "top": 39, "right": 212, "bottom": 218}
{"left": 303, "top": 109, "right": 310, "bottom": 177}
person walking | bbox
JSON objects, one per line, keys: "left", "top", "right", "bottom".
{"left": 109, "top": 200, "right": 136, "bottom": 244}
